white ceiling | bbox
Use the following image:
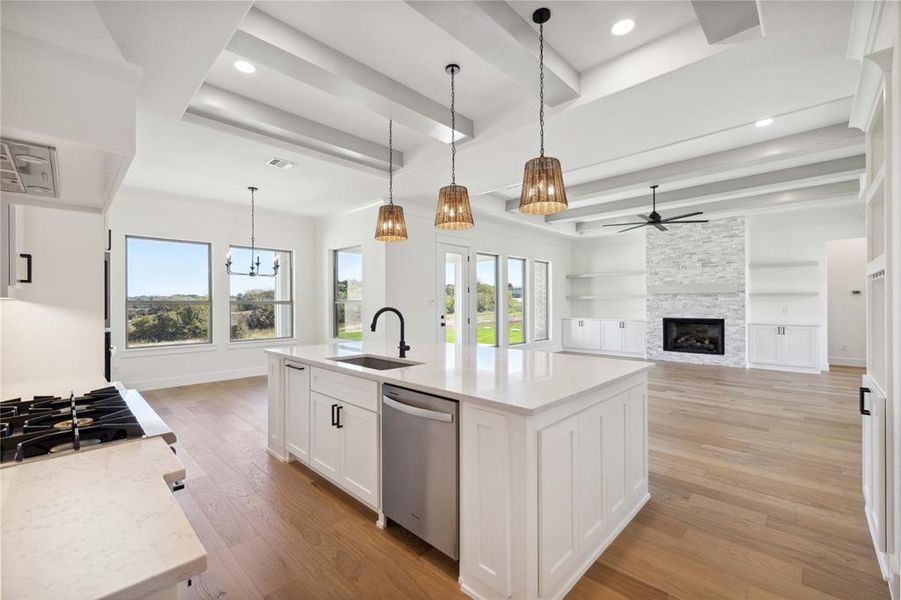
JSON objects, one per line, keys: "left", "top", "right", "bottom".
{"left": 5, "top": 0, "right": 862, "bottom": 233}
{"left": 508, "top": 1, "right": 698, "bottom": 71}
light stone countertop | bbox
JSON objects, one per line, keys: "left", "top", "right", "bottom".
{"left": 0, "top": 436, "right": 207, "bottom": 600}
{"left": 266, "top": 341, "right": 652, "bottom": 415}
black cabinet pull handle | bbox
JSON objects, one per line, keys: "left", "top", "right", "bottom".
{"left": 336, "top": 405, "right": 344, "bottom": 428}
{"left": 286, "top": 364, "right": 305, "bottom": 371}
{"left": 331, "top": 403, "right": 338, "bottom": 426}
{"left": 17, "top": 253, "right": 32, "bottom": 284}
{"left": 860, "top": 387, "right": 871, "bottom": 416}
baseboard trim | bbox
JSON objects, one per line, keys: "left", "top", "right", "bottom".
{"left": 828, "top": 356, "right": 867, "bottom": 367}
{"left": 124, "top": 366, "right": 267, "bottom": 391}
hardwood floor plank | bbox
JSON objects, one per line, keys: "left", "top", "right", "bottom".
{"left": 143, "top": 360, "right": 887, "bottom": 600}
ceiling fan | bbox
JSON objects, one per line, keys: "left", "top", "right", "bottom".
{"left": 603, "top": 185, "right": 709, "bottom": 232}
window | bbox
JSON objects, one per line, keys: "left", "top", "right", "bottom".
{"left": 476, "top": 254, "right": 498, "bottom": 346}
{"left": 534, "top": 260, "right": 550, "bottom": 342}
{"left": 507, "top": 257, "right": 526, "bottom": 345}
{"left": 126, "top": 236, "right": 211, "bottom": 348}
{"left": 229, "top": 246, "right": 293, "bottom": 342}
{"left": 334, "top": 247, "right": 363, "bottom": 340}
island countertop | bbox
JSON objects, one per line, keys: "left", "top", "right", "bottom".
{"left": 265, "top": 341, "right": 652, "bottom": 415}
{"left": 0, "top": 436, "right": 207, "bottom": 600}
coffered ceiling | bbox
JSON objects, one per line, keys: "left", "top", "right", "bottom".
{"left": 4, "top": 0, "right": 864, "bottom": 228}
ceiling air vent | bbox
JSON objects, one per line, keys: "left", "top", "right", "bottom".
{"left": 0, "top": 139, "right": 59, "bottom": 197}
{"left": 266, "top": 157, "right": 296, "bottom": 170}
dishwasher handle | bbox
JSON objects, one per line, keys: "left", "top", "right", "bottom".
{"left": 384, "top": 396, "right": 454, "bottom": 423}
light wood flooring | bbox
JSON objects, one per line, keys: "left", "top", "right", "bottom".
{"left": 143, "top": 362, "right": 887, "bottom": 600}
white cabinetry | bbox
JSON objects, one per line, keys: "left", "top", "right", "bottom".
{"left": 562, "top": 318, "right": 645, "bottom": 357}
{"left": 1, "top": 199, "right": 28, "bottom": 298}
{"left": 310, "top": 391, "right": 340, "bottom": 480}
{"left": 861, "top": 377, "right": 887, "bottom": 556}
{"left": 462, "top": 376, "right": 649, "bottom": 600}
{"left": 266, "top": 355, "right": 286, "bottom": 460}
{"left": 338, "top": 402, "right": 379, "bottom": 507}
{"left": 748, "top": 324, "right": 819, "bottom": 372}
{"left": 285, "top": 364, "right": 310, "bottom": 464}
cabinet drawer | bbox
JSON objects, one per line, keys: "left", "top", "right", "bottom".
{"left": 310, "top": 367, "right": 378, "bottom": 412}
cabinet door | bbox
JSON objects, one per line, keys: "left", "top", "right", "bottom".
{"left": 310, "top": 391, "right": 340, "bottom": 482}
{"left": 538, "top": 413, "right": 580, "bottom": 597}
{"left": 561, "top": 319, "right": 581, "bottom": 348}
{"left": 626, "top": 387, "right": 648, "bottom": 499}
{"left": 285, "top": 364, "right": 310, "bottom": 464}
{"left": 600, "top": 320, "right": 624, "bottom": 352}
{"left": 862, "top": 384, "right": 887, "bottom": 552}
{"left": 782, "top": 326, "right": 817, "bottom": 369}
{"left": 266, "top": 358, "right": 285, "bottom": 458}
{"left": 582, "top": 319, "right": 602, "bottom": 350}
{"left": 623, "top": 321, "right": 646, "bottom": 355}
{"left": 338, "top": 403, "right": 379, "bottom": 509}
{"left": 749, "top": 325, "right": 780, "bottom": 365}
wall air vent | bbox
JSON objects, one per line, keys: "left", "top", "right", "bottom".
{"left": 0, "top": 139, "right": 59, "bottom": 198}
{"left": 267, "top": 158, "right": 296, "bottom": 170}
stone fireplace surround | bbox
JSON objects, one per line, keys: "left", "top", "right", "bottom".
{"left": 645, "top": 217, "right": 746, "bottom": 368}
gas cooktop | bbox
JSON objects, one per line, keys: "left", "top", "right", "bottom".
{"left": 0, "top": 386, "right": 145, "bottom": 463}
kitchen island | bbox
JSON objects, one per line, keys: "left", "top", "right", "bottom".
{"left": 265, "top": 341, "right": 651, "bottom": 600}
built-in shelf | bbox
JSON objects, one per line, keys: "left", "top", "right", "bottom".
{"left": 866, "top": 164, "right": 886, "bottom": 205}
{"left": 868, "top": 254, "right": 886, "bottom": 277}
{"left": 748, "top": 260, "right": 820, "bottom": 270}
{"left": 567, "top": 294, "right": 647, "bottom": 300}
{"left": 566, "top": 270, "right": 645, "bottom": 279}
{"left": 748, "top": 291, "right": 821, "bottom": 298}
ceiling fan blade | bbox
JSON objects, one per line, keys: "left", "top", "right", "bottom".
{"left": 660, "top": 211, "right": 703, "bottom": 223}
{"left": 652, "top": 223, "right": 668, "bottom": 231}
{"left": 636, "top": 214, "right": 653, "bottom": 222}
{"left": 618, "top": 223, "right": 650, "bottom": 233}
{"left": 665, "top": 219, "right": 709, "bottom": 224}
{"left": 602, "top": 222, "right": 648, "bottom": 227}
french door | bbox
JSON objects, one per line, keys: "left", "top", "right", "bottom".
{"left": 437, "top": 243, "right": 470, "bottom": 345}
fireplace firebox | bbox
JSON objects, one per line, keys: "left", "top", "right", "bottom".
{"left": 663, "top": 318, "right": 725, "bottom": 355}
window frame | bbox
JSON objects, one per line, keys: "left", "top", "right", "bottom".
{"left": 475, "top": 252, "right": 499, "bottom": 347}
{"left": 333, "top": 246, "right": 363, "bottom": 340}
{"left": 125, "top": 235, "right": 213, "bottom": 349}
{"left": 533, "top": 259, "right": 551, "bottom": 342}
{"left": 228, "top": 244, "right": 294, "bottom": 343}
{"left": 506, "top": 255, "right": 527, "bottom": 346}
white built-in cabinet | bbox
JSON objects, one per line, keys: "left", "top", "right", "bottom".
{"left": 461, "top": 377, "right": 649, "bottom": 600}
{"left": 861, "top": 376, "right": 887, "bottom": 556}
{"left": 562, "top": 318, "right": 645, "bottom": 357}
{"left": 268, "top": 356, "right": 380, "bottom": 511}
{"left": 747, "top": 324, "right": 819, "bottom": 372}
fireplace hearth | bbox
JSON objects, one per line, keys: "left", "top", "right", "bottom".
{"left": 663, "top": 318, "right": 725, "bottom": 355}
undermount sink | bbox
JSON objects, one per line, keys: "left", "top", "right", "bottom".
{"left": 329, "top": 355, "right": 419, "bottom": 370}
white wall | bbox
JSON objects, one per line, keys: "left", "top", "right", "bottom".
{"left": 108, "top": 188, "right": 317, "bottom": 390}
{"left": 570, "top": 232, "right": 646, "bottom": 321}
{"left": 0, "top": 205, "right": 104, "bottom": 391}
{"left": 748, "top": 203, "right": 866, "bottom": 371}
{"left": 826, "top": 238, "right": 867, "bottom": 367}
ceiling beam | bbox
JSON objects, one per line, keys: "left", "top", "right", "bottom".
{"left": 186, "top": 83, "right": 401, "bottom": 173}
{"left": 505, "top": 123, "right": 863, "bottom": 212}
{"left": 406, "top": 1, "right": 580, "bottom": 106}
{"left": 690, "top": 1, "right": 761, "bottom": 44}
{"left": 231, "top": 7, "right": 473, "bottom": 143}
{"left": 546, "top": 155, "right": 864, "bottom": 223}
{"left": 575, "top": 180, "right": 860, "bottom": 233}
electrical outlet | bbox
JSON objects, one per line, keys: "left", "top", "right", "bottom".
{"left": 781, "top": 307, "right": 788, "bottom": 315}
{"left": 841, "top": 344, "right": 848, "bottom": 351}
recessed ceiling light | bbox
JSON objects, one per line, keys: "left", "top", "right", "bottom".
{"left": 755, "top": 118, "right": 774, "bottom": 128}
{"left": 611, "top": 19, "right": 635, "bottom": 36}
{"left": 234, "top": 60, "right": 256, "bottom": 74}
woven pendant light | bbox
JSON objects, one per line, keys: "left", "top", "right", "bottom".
{"left": 519, "top": 8, "right": 567, "bottom": 216}
{"left": 435, "top": 64, "right": 474, "bottom": 230}
{"left": 375, "top": 120, "right": 407, "bottom": 242}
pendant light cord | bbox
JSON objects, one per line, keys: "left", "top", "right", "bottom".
{"left": 538, "top": 22, "right": 545, "bottom": 158}
{"left": 388, "top": 119, "right": 394, "bottom": 205}
{"left": 450, "top": 67, "right": 456, "bottom": 185}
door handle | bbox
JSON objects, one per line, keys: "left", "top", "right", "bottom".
{"left": 17, "top": 253, "right": 32, "bottom": 284}
{"left": 440, "top": 314, "right": 446, "bottom": 328}
{"left": 384, "top": 396, "right": 454, "bottom": 422}
{"left": 336, "top": 405, "right": 344, "bottom": 428}
{"left": 285, "top": 364, "right": 305, "bottom": 371}
{"left": 860, "top": 387, "right": 871, "bottom": 416}
{"left": 331, "top": 403, "right": 338, "bottom": 426}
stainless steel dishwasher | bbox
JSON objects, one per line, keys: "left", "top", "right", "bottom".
{"left": 382, "top": 384, "right": 459, "bottom": 560}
